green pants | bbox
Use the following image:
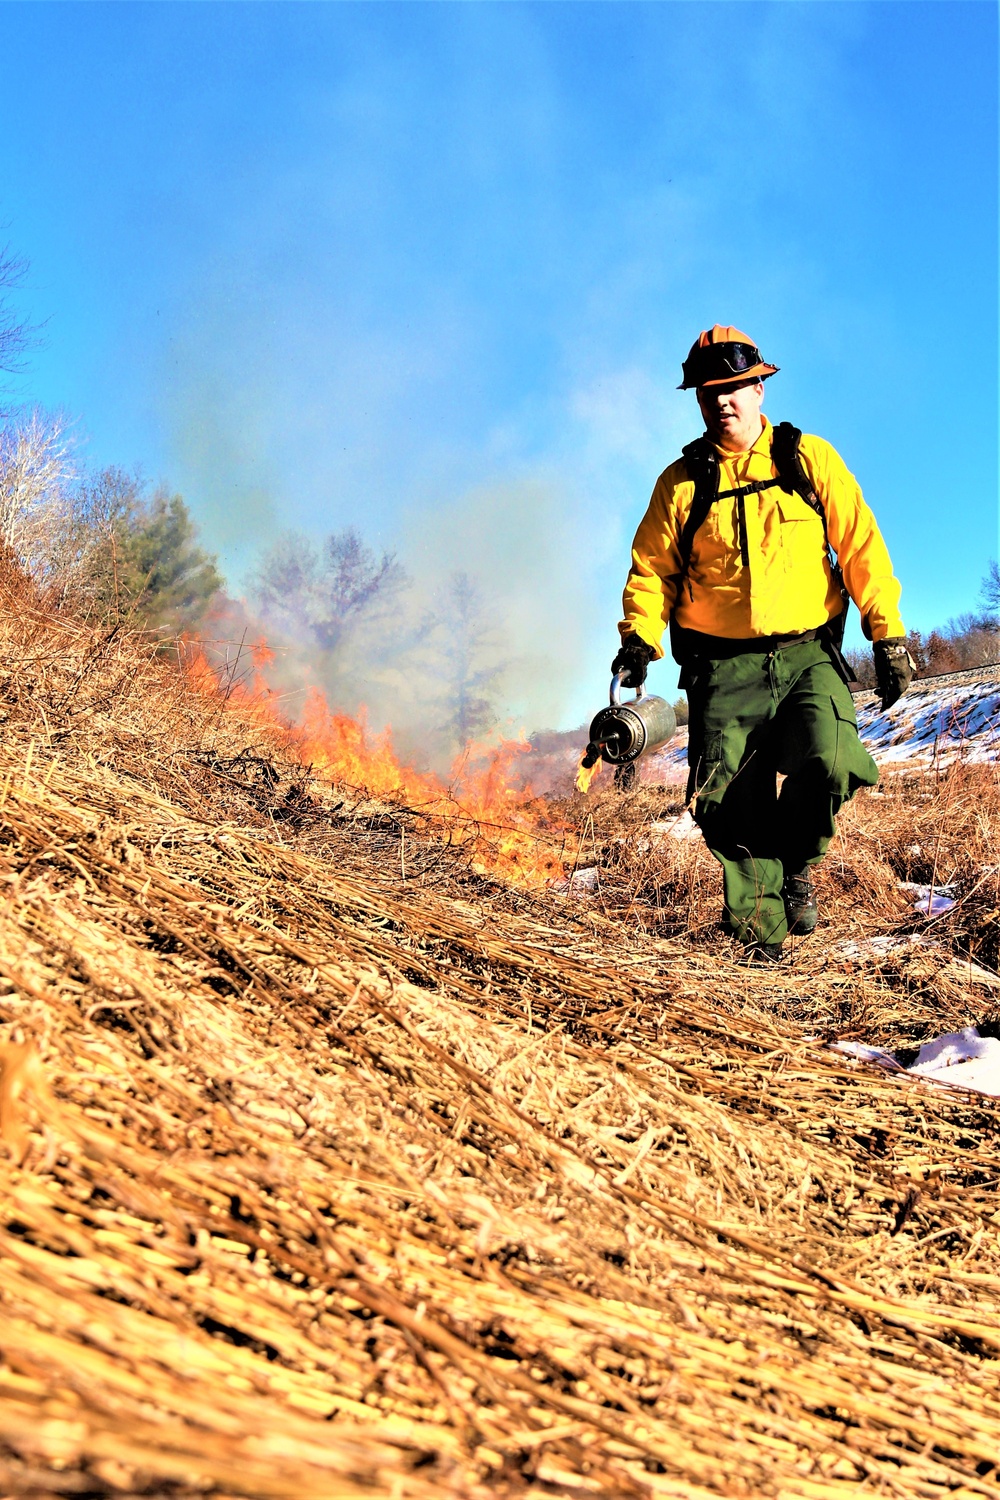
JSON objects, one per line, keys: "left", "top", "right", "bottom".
{"left": 684, "top": 639, "right": 878, "bottom": 946}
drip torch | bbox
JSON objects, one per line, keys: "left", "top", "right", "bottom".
{"left": 579, "top": 674, "right": 677, "bottom": 790}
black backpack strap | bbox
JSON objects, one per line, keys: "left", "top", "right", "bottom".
{"left": 677, "top": 436, "right": 719, "bottom": 576}
{"left": 771, "top": 422, "right": 853, "bottom": 661}
{"left": 771, "top": 421, "right": 827, "bottom": 538}
{"left": 669, "top": 436, "right": 719, "bottom": 667}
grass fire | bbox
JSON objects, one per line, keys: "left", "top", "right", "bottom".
{"left": 0, "top": 558, "right": 999, "bottom": 1498}
{"left": 1, "top": 13, "right": 996, "bottom": 1495}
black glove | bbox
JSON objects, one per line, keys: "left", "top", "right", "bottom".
{"left": 611, "top": 633, "right": 656, "bottom": 688}
{"left": 873, "top": 637, "right": 916, "bottom": 711}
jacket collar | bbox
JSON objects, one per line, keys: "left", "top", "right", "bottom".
{"left": 711, "top": 414, "right": 772, "bottom": 459}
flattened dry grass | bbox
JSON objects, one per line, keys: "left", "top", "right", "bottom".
{"left": 574, "top": 753, "right": 1000, "bottom": 1046}
{"left": 0, "top": 565, "right": 998, "bottom": 1498}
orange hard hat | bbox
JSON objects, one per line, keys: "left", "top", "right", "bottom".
{"left": 678, "top": 324, "right": 779, "bottom": 390}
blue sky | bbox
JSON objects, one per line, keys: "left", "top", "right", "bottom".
{"left": 0, "top": 1, "right": 996, "bottom": 730}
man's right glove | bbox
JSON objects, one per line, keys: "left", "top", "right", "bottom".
{"left": 611, "top": 633, "right": 656, "bottom": 689}
{"left": 873, "top": 637, "right": 916, "bottom": 711}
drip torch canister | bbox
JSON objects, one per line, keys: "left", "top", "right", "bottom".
{"left": 580, "top": 674, "right": 677, "bottom": 771}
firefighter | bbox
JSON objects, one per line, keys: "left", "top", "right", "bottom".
{"left": 613, "top": 325, "right": 914, "bottom": 963}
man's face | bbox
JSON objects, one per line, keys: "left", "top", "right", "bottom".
{"left": 696, "top": 378, "right": 765, "bottom": 452}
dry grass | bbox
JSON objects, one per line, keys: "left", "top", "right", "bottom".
{"left": 575, "top": 756, "right": 1000, "bottom": 1046}
{"left": 0, "top": 563, "right": 998, "bottom": 1498}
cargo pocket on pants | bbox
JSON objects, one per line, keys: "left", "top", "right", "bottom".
{"left": 687, "top": 729, "right": 727, "bottom": 806}
{"left": 830, "top": 696, "right": 879, "bottom": 792}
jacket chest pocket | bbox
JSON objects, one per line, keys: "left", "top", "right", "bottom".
{"left": 773, "top": 493, "right": 825, "bottom": 569}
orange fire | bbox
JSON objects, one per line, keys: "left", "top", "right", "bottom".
{"left": 179, "top": 639, "right": 569, "bottom": 887}
{"left": 575, "top": 755, "right": 604, "bottom": 795}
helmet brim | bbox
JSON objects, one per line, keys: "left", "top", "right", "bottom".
{"left": 678, "top": 362, "right": 779, "bottom": 391}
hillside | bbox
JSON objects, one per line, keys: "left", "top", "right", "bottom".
{"left": 1, "top": 566, "right": 1000, "bottom": 1499}
{"left": 854, "top": 664, "right": 1000, "bottom": 765}
{"left": 635, "top": 663, "right": 1000, "bottom": 787}
{"left": 525, "top": 664, "right": 1000, "bottom": 794}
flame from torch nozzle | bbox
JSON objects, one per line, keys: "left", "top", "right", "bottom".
{"left": 575, "top": 746, "right": 605, "bottom": 794}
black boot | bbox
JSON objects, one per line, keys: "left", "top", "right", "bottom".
{"left": 738, "top": 941, "right": 787, "bottom": 967}
{"left": 782, "top": 867, "right": 818, "bottom": 936}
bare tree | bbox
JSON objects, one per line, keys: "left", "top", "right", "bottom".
{"left": 244, "top": 532, "right": 319, "bottom": 632}
{"left": 248, "top": 527, "right": 407, "bottom": 652}
{"left": 0, "top": 433, "right": 221, "bottom": 631}
{"left": 890, "top": 613, "right": 1000, "bottom": 679}
{"left": 0, "top": 407, "right": 77, "bottom": 576}
{"left": 0, "top": 249, "right": 34, "bottom": 410}
{"left": 980, "top": 559, "right": 1000, "bottom": 621}
{"left": 843, "top": 646, "right": 878, "bottom": 688}
{"left": 315, "top": 531, "right": 406, "bottom": 650}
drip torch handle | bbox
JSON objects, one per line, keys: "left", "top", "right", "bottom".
{"left": 610, "top": 673, "right": 648, "bottom": 708}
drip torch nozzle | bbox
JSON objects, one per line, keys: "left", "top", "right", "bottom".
{"left": 581, "top": 745, "right": 601, "bottom": 769}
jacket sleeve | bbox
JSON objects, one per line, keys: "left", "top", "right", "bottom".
{"left": 800, "top": 436, "right": 905, "bottom": 642}
{"left": 618, "top": 467, "right": 686, "bottom": 658}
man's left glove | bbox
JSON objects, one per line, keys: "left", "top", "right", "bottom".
{"left": 611, "top": 633, "right": 656, "bottom": 689}
{"left": 873, "top": 637, "right": 916, "bottom": 711}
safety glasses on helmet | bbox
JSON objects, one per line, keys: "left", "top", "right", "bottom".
{"left": 689, "top": 342, "right": 762, "bottom": 377}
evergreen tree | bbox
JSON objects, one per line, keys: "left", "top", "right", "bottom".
{"left": 68, "top": 468, "right": 222, "bottom": 632}
{"left": 114, "top": 492, "right": 223, "bottom": 632}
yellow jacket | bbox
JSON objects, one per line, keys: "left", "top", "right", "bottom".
{"left": 620, "top": 417, "right": 905, "bottom": 655}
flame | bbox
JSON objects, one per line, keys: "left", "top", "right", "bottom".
{"left": 575, "top": 754, "right": 604, "bottom": 795}
{"left": 251, "top": 637, "right": 276, "bottom": 672}
{"left": 180, "top": 640, "right": 568, "bottom": 887}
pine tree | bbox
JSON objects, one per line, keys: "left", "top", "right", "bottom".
{"left": 68, "top": 468, "right": 222, "bottom": 632}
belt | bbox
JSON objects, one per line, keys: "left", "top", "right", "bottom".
{"left": 681, "top": 626, "right": 822, "bottom": 658}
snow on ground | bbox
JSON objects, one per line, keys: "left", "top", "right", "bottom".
{"left": 854, "top": 668, "right": 1000, "bottom": 764}
{"left": 835, "top": 1028, "right": 1000, "bottom": 1099}
{"left": 528, "top": 666, "right": 999, "bottom": 795}
{"left": 554, "top": 866, "right": 599, "bottom": 894}
{"left": 898, "top": 882, "right": 957, "bottom": 917}
{"left": 642, "top": 666, "right": 1000, "bottom": 784}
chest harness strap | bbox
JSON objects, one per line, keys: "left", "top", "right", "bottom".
{"left": 671, "top": 421, "right": 853, "bottom": 674}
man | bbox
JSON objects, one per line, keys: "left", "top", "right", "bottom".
{"left": 613, "top": 325, "right": 913, "bottom": 963}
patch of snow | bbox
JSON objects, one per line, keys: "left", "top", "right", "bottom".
{"left": 632, "top": 670, "right": 1000, "bottom": 787}
{"left": 834, "top": 1026, "right": 1000, "bottom": 1098}
{"left": 641, "top": 725, "right": 689, "bottom": 784}
{"left": 857, "top": 679, "right": 1000, "bottom": 765}
{"left": 907, "top": 1027, "right": 1000, "bottom": 1093}
{"left": 836, "top": 934, "right": 937, "bottom": 960}
{"left": 898, "top": 881, "right": 957, "bottom": 917}
{"left": 649, "top": 812, "right": 700, "bottom": 842}
{"left": 834, "top": 1040, "right": 902, "bottom": 1070}
{"left": 555, "top": 866, "right": 599, "bottom": 894}
{"left": 835, "top": 935, "right": 1000, "bottom": 990}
